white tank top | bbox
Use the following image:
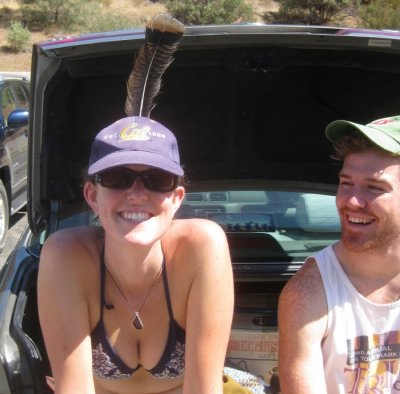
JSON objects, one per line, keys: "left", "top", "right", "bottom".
{"left": 314, "top": 245, "right": 400, "bottom": 393}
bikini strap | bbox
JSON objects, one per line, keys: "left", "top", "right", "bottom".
{"left": 99, "top": 245, "right": 107, "bottom": 319}
{"left": 100, "top": 247, "right": 168, "bottom": 319}
{"left": 161, "top": 258, "right": 174, "bottom": 319}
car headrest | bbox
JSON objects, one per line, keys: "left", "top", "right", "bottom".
{"left": 296, "top": 194, "right": 341, "bottom": 233}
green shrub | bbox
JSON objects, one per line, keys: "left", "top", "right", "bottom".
{"left": 359, "top": 0, "right": 400, "bottom": 29}
{"left": 269, "top": 0, "right": 350, "bottom": 25}
{"left": 75, "top": 1, "right": 141, "bottom": 33}
{"left": 21, "top": 0, "right": 89, "bottom": 30}
{"left": 166, "top": 0, "right": 254, "bottom": 25}
{"left": 81, "top": 10, "right": 140, "bottom": 33}
{"left": 20, "top": 0, "right": 140, "bottom": 33}
{"left": 6, "top": 21, "right": 31, "bottom": 52}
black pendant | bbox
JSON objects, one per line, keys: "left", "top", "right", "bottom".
{"left": 132, "top": 312, "right": 144, "bottom": 330}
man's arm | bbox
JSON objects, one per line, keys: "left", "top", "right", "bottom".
{"left": 278, "top": 258, "right": 329, "bottom": 394}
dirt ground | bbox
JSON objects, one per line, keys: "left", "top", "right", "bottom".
{"left": 0, "top": 0, "right": 279, "bottom": 72}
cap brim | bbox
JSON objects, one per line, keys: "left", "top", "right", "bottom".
{"left": 325, "top": 120, "right": 400, "bottom": 154}
{"left": 88, "top": 150, "right": 184, "bottom": 176}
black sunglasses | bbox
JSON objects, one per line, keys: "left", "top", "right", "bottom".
{"left": 95, "top": 167, "right": 178, "bottom": 192}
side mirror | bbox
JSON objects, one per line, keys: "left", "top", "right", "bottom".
{"left": 7, "top": 109, "right": 29, "bottom": 127}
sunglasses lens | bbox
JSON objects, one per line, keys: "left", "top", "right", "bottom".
{"left": 97, "top": 168, "right": 136, "bottom": 189}
{"left": 143, "top": 170, "right": 178, "bottom": 192}
{"left": 96, "top": 168, "right": 177, "bottom": 192}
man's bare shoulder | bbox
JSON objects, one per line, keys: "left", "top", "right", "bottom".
{"left": 282, "top": 257, "right": 323, "bottom": 299}
{"left": 278, "top": 256, "right": 329, "bottom": 393}
{"left": 279, "top": 257, "right": 327, "bottom": 326}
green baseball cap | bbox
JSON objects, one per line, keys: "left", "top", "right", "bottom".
{"left": 325, "top": 115, "right": 400, "bottom": 154}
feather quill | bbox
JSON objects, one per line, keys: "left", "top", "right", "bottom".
{"left": 125, "top": 13, "right": 185, "bottom": 117}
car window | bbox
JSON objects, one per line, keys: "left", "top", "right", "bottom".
{"left": 1, "top": 86, "right": 16, "bottom": 120}
{"left": 177, "top": 190, "right": 341, "bottom": 261}
{"left": 13, "top": 85, "right": 29, "bottom": 109}
{"left": 35, "top": 190, "right": 341, "bottom": 262}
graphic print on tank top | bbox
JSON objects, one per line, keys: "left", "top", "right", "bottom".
{"left": 345, "top": 331, "right": 400, "bottom": 393}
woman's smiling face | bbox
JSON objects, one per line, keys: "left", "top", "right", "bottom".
{"left": 84, "top": 164, "right": 185, "bottom": 246}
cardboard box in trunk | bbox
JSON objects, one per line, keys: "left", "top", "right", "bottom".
{"left": 226, "top": 293, "right": 280, "bottom": 393}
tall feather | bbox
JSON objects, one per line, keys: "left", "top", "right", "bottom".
{"left": 125, "top": 13, "right": 185, "bottom": 117}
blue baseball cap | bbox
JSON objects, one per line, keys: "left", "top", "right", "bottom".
{"left": 88, "top": 117, "right": 184, "bottom": 176}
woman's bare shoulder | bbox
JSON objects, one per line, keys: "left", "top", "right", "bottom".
{"left": 169, "top": 218, "right": 226, "bottom": 243}
{"left": 164, "top": 219, "right": 230, "bottom": 275}
{"left": 44, "top": 226, "right": 103, "bottom": 250}
{"left": 40, "top": 226, "right": 103, "bottom": 275}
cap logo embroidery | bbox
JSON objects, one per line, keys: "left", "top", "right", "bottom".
{"left": 371, "top": 116, "right": 400, "bottom": 126}
{"left": 119, "top": 124, "right": 152, "bottom": 141}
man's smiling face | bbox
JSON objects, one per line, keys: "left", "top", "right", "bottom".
{"left": 336, "top": 149, "right": 400, "bottom": 254}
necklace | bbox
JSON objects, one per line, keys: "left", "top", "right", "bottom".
{"left": 105, "top": 263, "right": 163, "bottom": 330}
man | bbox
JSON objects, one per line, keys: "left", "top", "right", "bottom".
{"left": 278, "top": 115, "right": 400, "bottom": 393}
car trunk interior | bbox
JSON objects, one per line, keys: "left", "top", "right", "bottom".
{"left": 15, "top": 40, "right": 400, "bottom": 391}
{"left": 39, "top": 45, "right": 400, "bottom": 211}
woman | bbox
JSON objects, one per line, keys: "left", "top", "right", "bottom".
{"left": 38, "top": 116, "right": 235, "bottom": 394}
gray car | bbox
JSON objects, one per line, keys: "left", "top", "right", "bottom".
{"left": 0, "top": 73, "right": 29, "bottom": 252}
{"left": 1, "top": 23, "right": 400, "bottom": 393}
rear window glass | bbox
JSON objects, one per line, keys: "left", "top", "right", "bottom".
{"left": 41, "top": 190, "right": 340, "bottom": 262}
{"left": 176, "top": 190, "right": 341, "bottom": 261}
{"left": 38, "top": 190, "right": 341, "bottom": 262}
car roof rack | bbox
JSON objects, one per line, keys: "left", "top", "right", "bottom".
{"left": 0, "top": 72, "right": 30, "bottom": 81}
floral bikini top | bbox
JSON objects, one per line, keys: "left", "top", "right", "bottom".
{"left": 91, "top": 249, "right": 186, "bottom": 380}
